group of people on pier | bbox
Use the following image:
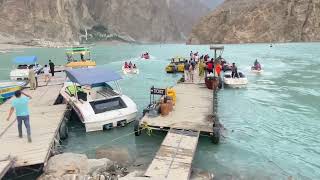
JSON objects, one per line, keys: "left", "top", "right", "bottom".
{"left": 184, "top": 51, "right": 228, "bottom": 83}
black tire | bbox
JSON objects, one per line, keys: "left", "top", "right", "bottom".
{"left": 59, "top": 120, "right": 68, "bottom": 140}
{"left": 211, "top": 127, "right": 220, "bottom": 144}
{"left": 134, "top": 120, "right": 141, "bottom": 136}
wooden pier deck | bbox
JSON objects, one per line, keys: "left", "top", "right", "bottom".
{"left": 145, "top": 129, "right": 200, "bottom": 179}
{"left": 139, "top": 67, "right": 216, "bottom": 179}
{"left": 141, "top": 83, "right": 213, "bottom": 134}
{"left": 0, "top": 72, "right": 66, "bottom": 174}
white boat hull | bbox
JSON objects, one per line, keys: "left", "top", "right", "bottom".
{"left": 223, "top": 71, "right": 248, "bottom": 87}
{"left": 10, "top": 66, "right": 42, "bottom": 81}
{"left": 60, "top": 86, "right": 138, "bottom": 132}
{"left": 224, "top": 77, "right": 248, "bottom": 86}
{"left": 251, "top": 69, "right": 264, "bottom": 73}
{"left": 122, "top": 66, "right": 139, "bottom": 74}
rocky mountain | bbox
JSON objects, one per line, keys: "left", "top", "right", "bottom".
{"left": 188, "top": 0, "right": 320, "bottom": 44}
{"left": 167, "top": 0, "right": 210, "bottom": 39}
{"left": 0, "top": 0, "right": 210, "bottom": 46}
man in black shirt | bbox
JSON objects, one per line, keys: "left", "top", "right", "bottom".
{"left": 49, "top": 60, "right": 55, "bottom": 76}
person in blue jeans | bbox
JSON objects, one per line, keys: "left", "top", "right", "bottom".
{"left": 6, "top": 90, "right": 32, "bottom": 143}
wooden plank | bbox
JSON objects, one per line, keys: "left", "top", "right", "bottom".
{"left": 0, "top": 159, "right": 14, "bottom": 179}
{"left": 145, "top": 129, "right": 200, "bottom": 180}
{"left": 0, "top": 72, "right": 67, "bottom": 168}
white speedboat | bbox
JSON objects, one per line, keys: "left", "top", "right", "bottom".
{"left": 122, "top": 66, "right": 139, "bottom": 75}
{"left": 60, "top": 67, "right": 138, "bottom": 132}
{"left": 10, "top": 56, "right": 42, "bottom": 81}
{"left": 223, "top": 70, "right": 248, "bottom": 87}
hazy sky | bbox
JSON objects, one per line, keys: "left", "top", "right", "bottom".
{"left": 201, "top": 0, "right": 224, "bottom": 9}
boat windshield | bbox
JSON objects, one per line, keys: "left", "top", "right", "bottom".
{"left": 90, "top": 97, "right": 127, "bottom": 114}
{"left": 17, "top": 65, "right": 29, "bottom": 69}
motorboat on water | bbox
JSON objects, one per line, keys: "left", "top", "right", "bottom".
{"left": 60, "top": 67, "right": 138, "bottom": 132}
{"left": 165, "top": 56, "right": 186, "bottom": 73}
{"left": 122, "top": 66, "right": 139, "bottom": 75}
{"left": 223, "top": 70, "right": 248, "bottom": 87}
{"left": 0, "top": 81, "right": 27, "bottom": 100}
{"left": 65, "top": 47, "right": 96, "bottom": 68}
{"left": 141, "top": 52, "right": 150, "bottom": 60}
{"left": 10, "top": 56, "right": 42, "bottom": 81}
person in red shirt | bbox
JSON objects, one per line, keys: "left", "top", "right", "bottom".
{"left": 207, "top": 59, "right": 214, "bottom": 74}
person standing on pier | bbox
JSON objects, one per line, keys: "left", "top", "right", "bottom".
{"left": 184, "top": 60, "right": 190, "bottom": 82}
{"left": 6, "top": 90, "right": 32, "bottom": 143}
{"left": 189, "top": 62, "right": 195, "bottom": 83}
{"left": 49, "top": 60, "right": 55, "bottom": 77}
{"left": 43, "top": 65, "right": 50, "bottom": 84}
{"left": 28, "top": 67, "right": 37, "bottom": 90}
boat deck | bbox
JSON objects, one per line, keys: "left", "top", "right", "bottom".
{"left": 0, "top": 72, "right": 66, "bottom": 171}
{"left": 145, "top": 129, "right": 200, "bottom": 180}
{"left": 141, "top": 83, "right": 213, "bottom": 134}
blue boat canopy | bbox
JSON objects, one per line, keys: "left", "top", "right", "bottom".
{"left": 65, "top": 67, "right": 122, "bottom": 85}
{"left": 13, "top": 56, "right": 37, "bottom": 64}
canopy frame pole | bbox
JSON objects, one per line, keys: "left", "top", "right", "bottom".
{"left": 114, "top": 81, "right": 122, "bottom": 95}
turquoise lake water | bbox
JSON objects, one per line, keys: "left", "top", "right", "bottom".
{"left": 0, "top": 43, "right": 319, "bottom": 179}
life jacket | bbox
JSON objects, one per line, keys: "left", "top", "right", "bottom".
{"left": 66, "top": 85, "right": 83, "bottom": 96}
{"left": 215, "top": 64, "right": 222, "bottom": 75}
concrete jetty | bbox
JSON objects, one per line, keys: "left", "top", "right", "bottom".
{"left": 138, "top": 70, "right": 218, "bottom": 179}
{"left": 0, "top": 72, "right": 67, "bottom": 176}
{"left": 145, "top": 129, "right": 200, "bottom": 179}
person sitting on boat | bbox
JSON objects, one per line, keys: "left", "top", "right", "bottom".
{"left": 80, "top": 53, "right": 84, "bottom": 61}
{"left": 124, "top": 62, "right": 129, "bottom": 69}
{"left": 129, "top": 61, "right": 132, "bottom": 68}
{"left": 67, "top": 54, "right": 73, "bottom": 62}
{"left": 231, "top": 63, "right": 239, "bottom": 78}
{"left": 133, "top": 64, "right": 137, "bottom": 69}
{"left": 253, "top": 59, "right": 261, "bottom": 70}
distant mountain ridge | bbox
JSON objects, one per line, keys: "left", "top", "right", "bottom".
{"left": 189, "top": 0, "right": 320, "bottom": 44}
{"left": 0, "top": 0, "right": 210, "bottom": 46}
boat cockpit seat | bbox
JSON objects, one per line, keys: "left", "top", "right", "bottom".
{"left": 97, "top": 88, "right": 118, "bottom": 98}
{"left": 77, "top": 91, "right": 87, "bottom": 101}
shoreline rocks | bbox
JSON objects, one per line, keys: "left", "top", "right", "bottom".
{"left": 38, "top": 153, "right": 214, "bottom": 180}
{"left": 38, "top": 153, "right": 128, "bottom": 180}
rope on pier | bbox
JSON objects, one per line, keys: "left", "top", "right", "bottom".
{"left": 140, "top": 122, "right": 152, "bottom": 136}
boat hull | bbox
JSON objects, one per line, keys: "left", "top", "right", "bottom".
{"left": 60, "top": 87, "right": 138, "bottom": 132}
{"left": 223, "top": 71, "right": 248, "bottom": 88}
{"left": 224, "top": 77, "right": 248, "bottom": 87}
{"left": 0, "top": 81, "right": 26, "bottom": 99}
{"left": 122, "top": 66, "right": 139, "bottom": 74}
{"left": 65, "top": 60, "right": 96, "bottom": 68}
{"left": 165, "top": 64, "right": 184, "bottom": 73}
